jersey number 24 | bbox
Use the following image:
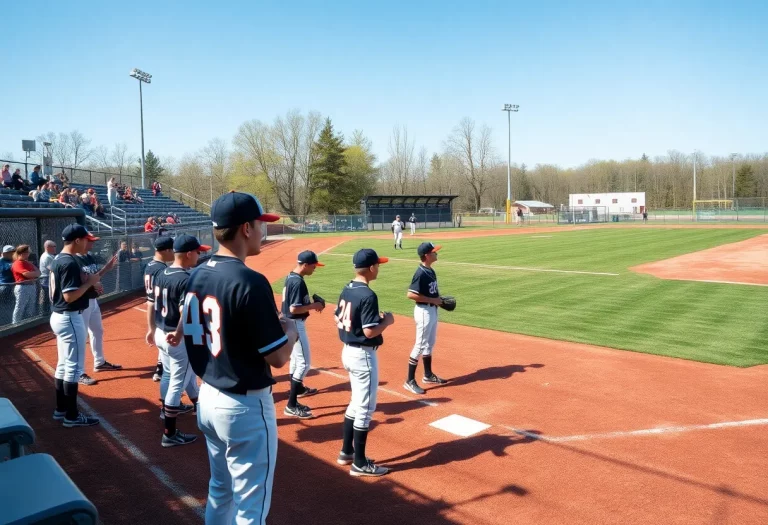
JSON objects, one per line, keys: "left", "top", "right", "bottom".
{"left": 183, "top": 293, "right": 222, "bottom": 356}
{"left": 336, "top": 299, "right": 353, "bottom": 332}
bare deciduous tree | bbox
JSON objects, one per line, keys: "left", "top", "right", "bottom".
{"left": 383, "top": 125, "right": 415, "bottom": 194}
{"left": 446, "top": 117, "right": 496, "bottom": 211}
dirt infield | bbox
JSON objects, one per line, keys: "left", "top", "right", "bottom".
{"left": 632, "top": 233, "right": 768, "bottom": 285}
{"left": 2, "top": 234, "right": 767, "bottom": 524}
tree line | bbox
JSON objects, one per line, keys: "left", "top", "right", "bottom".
{"left": 8, "top": 114, "right": 767, "bottom": 214}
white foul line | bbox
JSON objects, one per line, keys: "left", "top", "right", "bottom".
{"left": 22, "top": 348, "right": 205, "bottom": 520}
{"left": 317, "top": 240, "right": 348, "bottom": 256}
{"left": 133, "top": 306, "right": 147, "bottom": 313}
{"left": 314, "top": 367, "right": 438, "bottom": 407}
{"left": 323, "top": 253, "right": 619, "bottom": 277}
{"left": 502, "top": 418, "right": 768, "bottom": 443}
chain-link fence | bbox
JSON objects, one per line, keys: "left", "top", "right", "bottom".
{"left": 0, "top": 226, "right": 216, "bottom": 334}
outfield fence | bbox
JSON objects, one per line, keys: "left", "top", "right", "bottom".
{"left": 0, "top": 226, "right": 215, "bottom": 335}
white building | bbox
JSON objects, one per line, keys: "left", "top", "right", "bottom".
{"left": 568, "top": 192, "right": 646, "bottom": 214}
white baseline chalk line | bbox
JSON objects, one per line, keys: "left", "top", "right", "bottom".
{"left": 314, "top": 367, "right": 438, "bottom": 407}
{"left": 501, "top": 418, "right": 768, "bottom": 443}
{"left": 323, "top": 253, "right": 619, "bottom": 277}
{"left": 22, "top": 348, "right": 205, "bottom": 519}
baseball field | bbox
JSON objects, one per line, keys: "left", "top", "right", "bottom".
{"left": 273, "top": 227, "right": 768, "bottom": 366}
{"left": 3, "top": 224, "right": 767, "bottom": 525}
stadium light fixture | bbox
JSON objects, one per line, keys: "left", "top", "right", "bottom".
{"left": 129, "top": 68, "right": 152, "bottom": 189}
{"left": 502, "top": 104, "right": 519, "bottom": 224}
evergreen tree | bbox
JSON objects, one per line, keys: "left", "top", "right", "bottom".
{"left": 516, "top": 163, "right": 533, "bottom": 200}
{"left": 310, "top": 119, "right": 348, "bottom": 214}
{"left": 135, "top": 150, "right": 165, "bottom": 185}
{"left": 735, "top": 164, "right": 757, "bottom": 198}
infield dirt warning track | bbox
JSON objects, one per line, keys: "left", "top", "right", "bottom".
{"left": 2, "top": 231, "right": 768, "bottom": 525}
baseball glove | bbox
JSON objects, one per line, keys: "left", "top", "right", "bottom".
{"left": 439, "top": 296, "right": 457, "bottom": 311}
{"left": 312, "top": 293, "right": 326, "bottom": 308}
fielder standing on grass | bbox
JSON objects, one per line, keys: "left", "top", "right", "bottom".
{"left": 408, "top": 213, "right": 417, "bottom": 235}
{"left": 404, "top": 242, "right": 456, "bottom": 395}
{"left": 77, "top": 237, "right": 121, "bottom": 386}
{"left": 392, "top": 215, "right": 405, "bottom": 249}
{"left": 335, "top": 248, "right": 394, "bottom": 477}
{"left": 281, "top": 250, "right": 326, "bottom": 419}
{"left": 152, "top": 234, "right": 210, "bottom": 447}
{"left": 178, "top": 191, "right": 297, "bottom": 524}
{"left": 50, "top": 225, "right": 101, "bottom": 427}
{"left": 144, "top": 237, "right": 175, "bottom": 382}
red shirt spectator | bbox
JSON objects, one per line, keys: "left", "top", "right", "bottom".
{"left": 144, "top": 221, "right": 155, "bottom": 232}
{"left": 166, "top": 215, "right": 176, "bottom": 225}
{"left": 11, "top": 245, "right": 39, "bottom": 283}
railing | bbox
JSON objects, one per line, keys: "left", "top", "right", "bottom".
{"left": 1, "top": 158, "right": 143, "bottom": 189}
{"left": 108, "top": 205, "right": 128, "bottom": 234}
{"left": 165, "top": 186, "right": 212, "bottom": 214}
{"left": 84, "top": 215, "right": 113, "bottom": 234}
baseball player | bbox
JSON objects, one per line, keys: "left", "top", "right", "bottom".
{"left": 77, "top": 238, "right": 120, "bottom": 386}
{"left": 179, "top": 191, "right": 297, "bottom": 524}
{"left": 144, "top": 236, "right": 175, "bottom": 382}
{"left": 404, "top": 242, "right": 447, "bottom": 395}
{"left": 153, "top": 234, "right": 210, "bottom": 447}
{"left": 334, "top": 248, "right": 394, "bottom": 477}
{"left": 50, "top": 224, "right": 102, "bottom": 428}
{"left": 391, "top": 215, "right": 405, "bottom": 249}
{"left": 281, "top": 250, "right": 326, "bottom": 419}
{"left": 408, "top": 213, "right": 417, "bottom": 235}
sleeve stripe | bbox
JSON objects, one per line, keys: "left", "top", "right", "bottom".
{"left": 408, "top": 289, "right": 421, "bottom": 294}
{"left": 362, "top": 322, "right": 380, "bottom": 328}
{"left": 258, "top": 334, "right": 288, "bottom": 354}
{"left": 62, "top": 287, "right": 78, "bottom": 293}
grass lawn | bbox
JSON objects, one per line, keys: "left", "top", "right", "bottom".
{"left": 272, "top": 228, "right": 768, "bottom": 367}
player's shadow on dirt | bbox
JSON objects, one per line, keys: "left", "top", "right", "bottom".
{"left": 433, "top": 363, "right": 545, "bottom": 390}
{"left": 380, "top": 431, "right": 541, "bottom": 472}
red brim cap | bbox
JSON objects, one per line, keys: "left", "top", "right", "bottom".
{"left": 197, "top": 244, "right": 212, "bottom": 252}
{"left": 432, "top": 245, "right": 442, "bottom": 252}
{"left": 378, "top": 257, "right": 389, "bottom": 264}
{"left": 259, "top": 213, "right": 280, "bottom": 223}
{"left": 86, "top": 233, "right": 100, "bottom": 241}
{"left": 314, "top": 262, "right": 325, "bottom": 267}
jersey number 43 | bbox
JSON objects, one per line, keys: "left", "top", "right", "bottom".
{"left": 183, "top": 293, "right": 222, "bottom": 356}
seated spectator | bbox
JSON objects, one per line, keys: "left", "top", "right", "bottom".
{"left": 94, "top": 201, "right": 106, "bottom": 218}
{"left": 11, "top": 244, "right": 41, "bottom": 324}
{"left": 122, "top": 186, "right": 135, "bottom": 203}
{"left": 29, "top": 165, "right": 45, "bottom": 187}
{"left": 1, "top": 164, "right": 11, "bottom": 188}
{"left": 58, "top": 190, "right": 72, "bottom": 207}
{"left": 80, "top": 191, "right": 95, "bottom": 215}
{"left": 45, "top": 181, "right": 59, "bottom": 199}
{"left": 30, "top": 181, "right": 49, "bottom": 202}
{"left": 11, "top": 169, "right": 31, "bottom": 191}
{"left": 57, "top": 172, "right": 70, "bottom": 188}
{"left": 151, "top": 181, "right": 162, "bottom": 196}
{"left": 144, "top": 217, "right": 156, "bottom": 232}
{"left": 165, "top": 214, "right": 176, "bottom": 225}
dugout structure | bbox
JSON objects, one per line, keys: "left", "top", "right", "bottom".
{"left": 362, "top": 195, "right": 459, "bottom": 230}
{"left": 557, "top": 206, "right": 609, "bottom": 224}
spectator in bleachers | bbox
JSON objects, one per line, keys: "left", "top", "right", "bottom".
{"left": 11, "top": 169, "right": 31, "bottom": 191}
{"left": 45, "top": 181, "right": 58, "bottom": 199}
{"left": 11, "top": 244, "right": 40, "bottom": 324}
{"left": 144, "top": 217, "right": 156, "bottom": 233}
{"left": 39, "top": 240, "right": 56, "bottom": 310}
{"left": 0, "top": 245, "right": 15, "bottom": 284}
{"left": 80, "top": 190, "right": 95, "bottom": 215}
{"left": 151, "top": 181, "right": 162, "bottom": 196}
{"left": 29, "top": 165, "right": 46, "bottom": 187}
{"left": 107, "top": 177, "right": 118, "bottom": 206}
{"left": 57, "top": 172, "right": 70, "bottom": 188}
{"left": 30, "top": 181, "right": 49, "bottom": 203}
{"left": 89, "top": 189, "right": 106, "bottom": 218}
{"left": 1, "top": 164, "right": 11, "bottom": 188}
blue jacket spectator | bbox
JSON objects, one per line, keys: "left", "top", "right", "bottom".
{"left": 29, "top": 165, "right": 44, "bottom": 186}
{"left": 0, "top": 246, "right": 15, "bottom": 284}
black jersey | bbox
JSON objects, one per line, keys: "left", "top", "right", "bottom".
{"left": 281, "top": 272, "right": 310, "bottom": 320}
{"left": 335, "top": 280, "right": 384, "bottom": 347}
{"left": 409, "top": 264, "right": 439, "bottom": 299}
{"left": 49, "top": 253, "right": 88, "bottom": 313}
{"left": 76, "top": 252, "right": 101, "bottom": 300}
{"left": 183, "top": 255, "right": 287, "bottom": 393}
{"left": 143, "top": 259, "right": 167, "bottom": 302}
{"left": 153, "top": 266, "right": 190, "bottom": 332}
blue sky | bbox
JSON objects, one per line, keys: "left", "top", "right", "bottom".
{"left": 2, "top": 0, "right": 766, "bottom": 168}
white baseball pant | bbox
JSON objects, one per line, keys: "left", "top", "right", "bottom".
{"left": 410, "top": 304, "right": 438, "bottom": 360}
{"left": 289, "top": 319, "right": 311, "bottom": 381}
{"left": 198, "top": 382, "right": 277, "bottom": 525}
{"left": 410, "top": 222, "right": 416, "bottom": 234}
{"left": 154, "top": 327, "right": 199, "bottom": 407}
{"left": 12, "top": 284, "right": 35, "bottom": 324}
{"left": 342, "top": 344, "right": 378, "bottom": 430}
{"left": 81, "top": 298, "right": 105, "bottom": 369}
{"left": 51, "top": 311, "right": 87, "bottom": 383}
{"left": 393, "top": 232, "right": 403, "bottom": 246}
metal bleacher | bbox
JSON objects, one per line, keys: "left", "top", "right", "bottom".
{"left": 1, "top": 184, "right": 212, "bottom": 235}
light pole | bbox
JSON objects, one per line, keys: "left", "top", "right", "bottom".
{"left": 129, "top": 68, "right": 152, "bottom": 189}
{"left": 502, "top": 104, "right": 519, "bottom": 224}
{"left": 730, "top": 153, "right": 738, "bottom": 199}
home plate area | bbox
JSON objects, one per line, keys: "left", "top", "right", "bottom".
{"left": 430, "top": 414, "right": 492, "bottom": 437}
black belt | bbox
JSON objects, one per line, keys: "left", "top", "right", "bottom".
{"left": 345, "top": 343, "right": 379, "bottom": 350}
{"left": 221, "top": 384, "right": 274, "bottom": 395}
{"left": 416, "top": 302, "right": 437, "bottom": 307}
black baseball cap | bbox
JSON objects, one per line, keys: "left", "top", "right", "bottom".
{"left": 353, "top": 248, "right": 388, "bottom": 268}
{"left": 62, "top": 224, "right": 99, "bottom": 242}
{"left": 417, "top": 242, "right": 442, "bottom": 257}
{"left": 173, "top": 234, "right": 211, "bottom": 253}
{"left": 298, "top": 250, "right": 324, "bottom": 267}
{"left": 211, "top": 191, "right": 279, "bottom": 229}
{"left": 154, "top": 236, "right": 174, "bottom": 251}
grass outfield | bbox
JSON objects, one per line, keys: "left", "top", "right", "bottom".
{"left": 272, "top": 228, "right": 768, "bottom": 367}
